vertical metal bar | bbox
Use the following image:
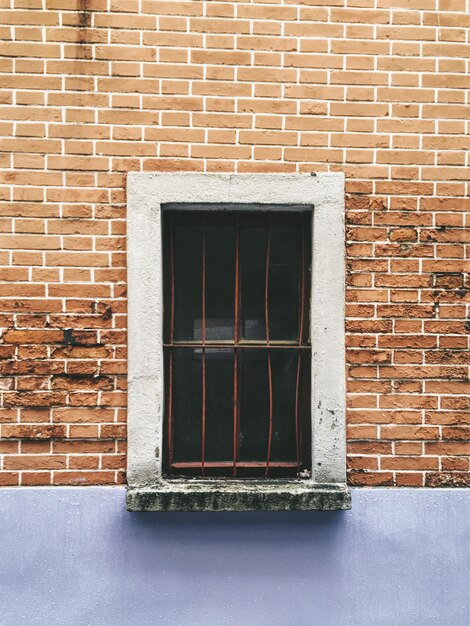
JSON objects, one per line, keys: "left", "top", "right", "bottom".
{"left": 168, "top": 216, "right": 175, "bottom": 474}
{"left": 265, "top": 215, "right": 273, "bottom": 477}
{"left": 170, "top": 216, "right": 175, "bottom": 344}
{"left": 264, "top": 215, "right": 271, "bottom": 346}
{"left": 233, "top": 214, "right": 240, "bottom": 477}
{"left": 295, "top": 214, "right": 306, "bottom": 473}
{"left": 265, "top": 354, "right": 273, "bottom": 477}
{"left": 294, "top": 351, "right": 302, "bottom": 475}
{"left": 299, "top": 213, "right": 306, "bottom": 346}
{"left": 201, "top": 213, "right": 206, "bottom": 476}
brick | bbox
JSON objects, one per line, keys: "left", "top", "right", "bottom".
{"left": 426, "top": 473, "right": 470, "bottom": 487}
{"left": 441, "top": 457, "right": 469, "bottom": 471}
{"left": 53, "top": 440, "right": 115, "bottom": 454}
{"left": 1, "top": 425, "right": 66, "bottom": 439}
{"left": 395, "top": 473, "right": 424, "bottom": 487}
{"left": 0, "top": 473, "right": 20, "bottom": 486}
{"left": 3, "top": 330, "right": 65, "bottom": 344}
{"left": 348, "top": 472, "right": 394, "bottom": 486}
{"left": 381, "top": 456, "right": 439, "bottom": 470}
{"left": 52, "top": 471, "right": 116, "bottom": 485}
{"left": 4, "top": 455, "right": 66, "bottom": 470}
{"left": 21, "top": 472, "right": 52, "bottom": 486}
{"left": 52, "top": 408, "right": 116, "bottom": 423}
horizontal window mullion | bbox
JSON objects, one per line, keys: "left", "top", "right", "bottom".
{"left": 164, "top": 343, "right": 310, "bottom": 349}
{"left": 171, "top": 462, "right": 299, "bottom": 469}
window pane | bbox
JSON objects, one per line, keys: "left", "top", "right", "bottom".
{"left": 168, "top": 213, "right": 236, "bottom": 342}
{"left": 270, "top": 349, "right": 298, "bottom": 462}
{"left": 237, "top": 348, "right": 310, "bottom": 466}
{"left": 166, "top": 347, "right": 234, "bottom": 469}
{"left": 172, "top": 214, "right": 202, "bottom": 342}
{"left": 268, "top": 218, "right": 301, "bottom": 342}
{"left": 170, "top": 347, "right": 202, "bottom": 463}
{"left": 205, "top": 216, "right": 235, "bottom": 341}
{"left": 204, "top": 348, "right": 234, "bottom": 462}
{"left": 239, "top": 217, "right": 268, "bottom": 341}
{"left": 237, "top": 349, "right": 269, "bottom": 461}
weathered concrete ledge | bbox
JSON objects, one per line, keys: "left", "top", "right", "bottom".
{"left": 126, "top": 481, "right": 351, "bottom": 512}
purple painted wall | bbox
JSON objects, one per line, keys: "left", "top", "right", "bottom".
{"left": 0, "top": 487, "right": 468, "bottom": 625}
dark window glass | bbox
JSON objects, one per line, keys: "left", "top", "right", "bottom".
{"left": 268, "top": 218, "right": 300, "bottom": 341}
{"left": 162, "top": 207, "right": 311, "bottom": 479}
{"left": 239, "top": 218, "right": 267, "bottom": 341}
{"left": 205, "top": 216, "right": 236, "bottom": 341}
{"left": 172, "top": 214, "right": 202, "bottom": 342}
{"left": 170, "top": 347, "right": 202, "bottom": 463}
{"left": 204, "top": 347, "right": 234, "bottom": 462}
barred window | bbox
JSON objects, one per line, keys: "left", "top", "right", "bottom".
{"left": 162, "top": 208, "right": 311, "bottom": 478}
{"left": 126, "top": 173, "right": 349, "bottom": 511}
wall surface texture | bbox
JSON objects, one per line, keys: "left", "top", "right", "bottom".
{"left": 0, "top": 487, "right": 469, "bottom": 625}
{"left": 1, "top": 0, "right": 470, "bottom": 487}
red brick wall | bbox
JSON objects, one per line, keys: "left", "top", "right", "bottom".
{"left": 1, "top": 0, "right": 469, "bottom": 487}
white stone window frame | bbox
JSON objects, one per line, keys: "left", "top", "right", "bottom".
{"left": 126, "top": 173, "right": 350, "bottom": 511}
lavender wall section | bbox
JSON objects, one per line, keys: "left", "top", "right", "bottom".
{"left": 1, "top": 487, "right": 468, "bottom": 626}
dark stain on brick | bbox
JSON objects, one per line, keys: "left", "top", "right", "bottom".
{"left": 76, "top": 0, "right": 92, "bottom": 59}
{"left": 63, "top": 328, "right": 79, "bottom": 346}
{"left": 79, "top": 0, "right": 92, "bottom": 29}
{"left": 92, "top": 301, "right": 113, "bottom": 320}
{"left": 63, "top": 329, "right": 102, "bottom": 347}
{"left": 433, "top": 272, "right": 464, "bottom": 290}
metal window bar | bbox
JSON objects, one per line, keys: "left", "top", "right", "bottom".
{"left": 167, "top": 219, "right": 175, "bottom": 472}
{"left": 295, "top": 213, "right": 306, "bottom": 475}
{"left": 164, "top": 211, "right": 311, "bottom": 478}
{"left": 201, "top": 213, "right": 206, "bottom": 477}
{"left": 233, "top": 214, "right": 240, "bottom": 477}
{"left": 264, "top": 215, "right": 274, "bottom": 477}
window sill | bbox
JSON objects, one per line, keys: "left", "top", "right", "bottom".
{"left": 126, "top": 481, "right": 351, "bottom": 512}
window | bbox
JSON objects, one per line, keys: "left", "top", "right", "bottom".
{"left": 162, "top": 209, "right": 311, "bottom": 479}
{"left": 126, "top": 173, "right": 350, "bottom": 511}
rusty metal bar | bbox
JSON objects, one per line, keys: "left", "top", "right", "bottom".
{"left": 168, "top": 217, "right": 176, "bottom": 474}
{"left": 168, "top": 352, "right": 174, "bottom": 475}
{"left": 233, "top": 214, "right": 240, "bottom": 476}
{"left": 170, "top": 217, "right": 175, "bottom": 344}
{"left": 201, "top": 213, "right": 206, "bottom": 476}
{"left": 264, "top": 216, "right": 271, "bottom": 346}
{"left": 264, "top": 216, "right": 273, "bottom": 477}
{"left": 294, "top": 351, "right": 302, "bottom": 474}
{"left": 299, "top": 213, "right": 306, "bottom": 346}
{"left": 265, "top": 354, "right": 274, "bottom": 477}
{"left": 164, "top": 342, "right": 310, "bottom": 349}
{"left": 172, "top": 461, "right": 299, "bottom": 469}
{"left": 295, "top": 214, "right": 306, "bottom": 473}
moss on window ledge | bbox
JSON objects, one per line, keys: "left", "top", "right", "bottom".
{"left": 126, "top": 481, "right": 351, "bottom": 512}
